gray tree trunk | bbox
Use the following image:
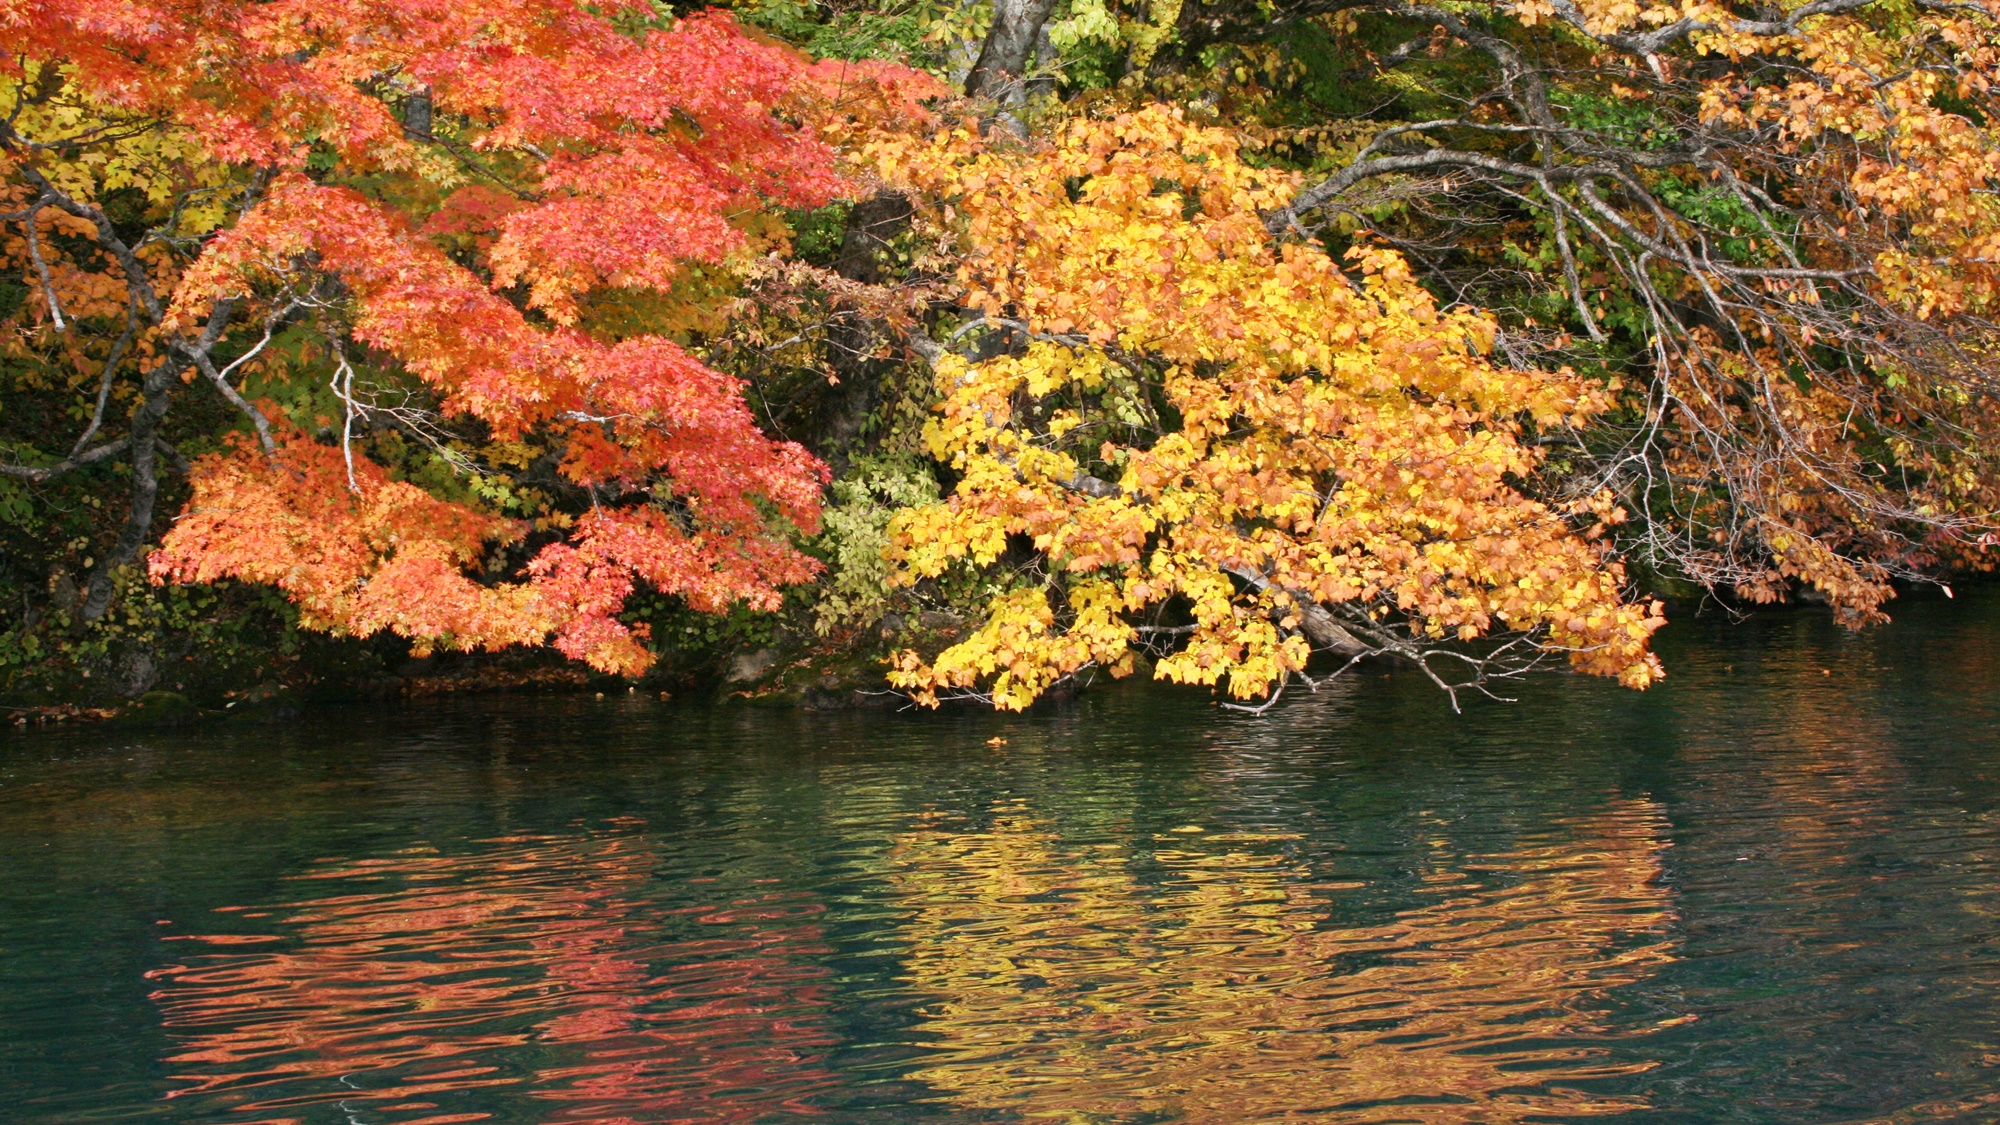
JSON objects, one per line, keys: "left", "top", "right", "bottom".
{"left": 81, "top": 299, "right": 233, "bottom": 622}
{"left": 403, "top": 86, "right": 433, "bottom": 140}
{"left": 80, "top": 358, "right": 180, "bottom": 622}
{"left": 965, "top": 0, "right": 1056, "bottom": 99}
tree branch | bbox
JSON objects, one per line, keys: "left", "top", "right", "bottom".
{"left": 0, "top": 437, "right": 132, "bottom": 481}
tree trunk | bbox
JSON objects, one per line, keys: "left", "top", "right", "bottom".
{"left": 80, "top": 357, "right": 180, "bottom": 621}
{"left": 832, "top": 192, "right": 914, "bottom": 286}
{"left": 81, "top": 299, "right": 233, "bottom": 622}
{"left": 965, "top": 0, "right": 1056, "bottom": 99}
{"left": 403, "top": 86, "right": 433, "bottom": 140}
{"left": 806, "top": 194, "right": 919, "bottom": 476}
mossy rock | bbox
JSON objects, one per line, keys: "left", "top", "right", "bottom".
{"left": 723, "top": 645, "right": 900, "bottom": 709}
{"left": 110, "top": 691, "right": 202, "bottom": 729}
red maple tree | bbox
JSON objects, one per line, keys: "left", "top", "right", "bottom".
{"left": 3, "top": 0, "right": 934, "bottom": 670}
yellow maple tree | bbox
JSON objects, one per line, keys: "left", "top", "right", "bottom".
{"left": 870, "top": 107, "right": 1664, "bottom": 710}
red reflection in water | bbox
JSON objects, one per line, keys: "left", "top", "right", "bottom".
{"left": 146, "top": 834, "right": 835, "bottom": 1124}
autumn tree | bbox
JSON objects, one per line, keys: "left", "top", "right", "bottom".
{"left": 742, "top": 0, "right": 2000, "bottom": 711}
{"left": 1, "top": 0, "right": 932, "bottom": 673}
{"left": 871, "top": 107, "right": 1665, "bottom": 710}
{"left": 12, "top": 0, "right": 2000, "bottom": 708}
{"left": 1201, "top": 0, "right": 2000, "bottom": 627}
{"left": 860, "top": 0, "right": 2000, "bottom": 625}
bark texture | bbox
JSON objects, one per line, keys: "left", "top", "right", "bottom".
{"left": 965, "top": 0, "right": 1056, "bottom": 98}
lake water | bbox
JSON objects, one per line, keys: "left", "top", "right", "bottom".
{"left": 5, "top": 591, "right": 2000, "bottom": 1124}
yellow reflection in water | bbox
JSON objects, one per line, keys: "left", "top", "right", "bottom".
{"left": 890, "top": 800, "right": 1675, "bottom": 1123}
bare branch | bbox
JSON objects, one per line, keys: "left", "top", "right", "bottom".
{"left": 66, "top": 302, "right": 138, "bottom": 459}
{"left": 10, "top": 166, "right": 164, "bottom": 321}
{"left": 19, "top": 199, "right": 65, "bottom": 331}
{"left": 185, "top": 345, "right": 276, "bottom": 455}
{"left": 0, "top": 436, "right": 132, "bottom": 481}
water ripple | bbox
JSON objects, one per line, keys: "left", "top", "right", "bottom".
{"left": 4, "top": 592, "right": 2000, "bottom": 1122}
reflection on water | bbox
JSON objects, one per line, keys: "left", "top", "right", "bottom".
{"left": 146, "top": 833, "right": 835, "bottom": 1124}
{"left": 142, "top": 810, "right": 1678, "bottom": 1125}
{"left": 4, "top": 590, "right": 2000, "bottom": 1123}
{"left": 892, "top": 802, "right": 1673, "bottom": 1122}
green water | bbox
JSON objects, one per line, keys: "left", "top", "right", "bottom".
{"left": 4, "top": 592, "right": 2000, "bottom": 1124}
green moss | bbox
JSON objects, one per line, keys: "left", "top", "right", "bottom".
{"left": 108, "top": 690, "right": 200, "bottom": 728}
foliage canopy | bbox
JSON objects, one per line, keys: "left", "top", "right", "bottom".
{"left": 6, "top": 0, "right": 2000, "bottom": 710}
